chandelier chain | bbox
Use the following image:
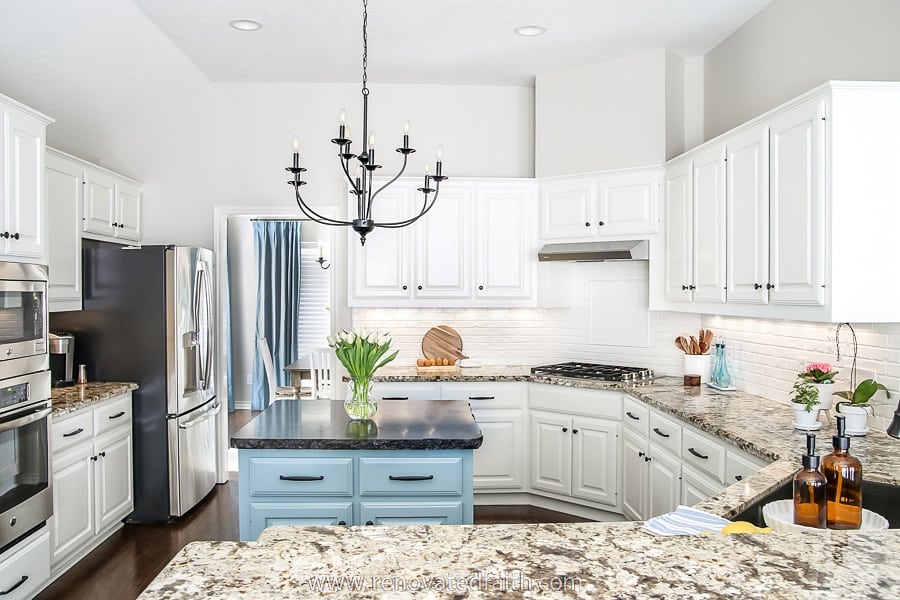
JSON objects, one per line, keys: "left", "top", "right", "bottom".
{"left": 361, "top": 0, "right": 368, "bottom": 95}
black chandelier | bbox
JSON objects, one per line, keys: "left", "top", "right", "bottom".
{"left": 285, "top": 0, "right": 446, "bottom": 246}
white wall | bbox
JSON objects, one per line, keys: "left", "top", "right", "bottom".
{"left": 704, "top": 0, "right": 900, "bottom": 139}
{"left": 664, "top": 51, "right": 685, "bottom": 160}
{"left": 535, "top": 50, "right": 667, "bottom": 177}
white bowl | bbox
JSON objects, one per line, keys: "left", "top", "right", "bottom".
{"left": 762, "top": 499, "right": 889, "bottom": 532}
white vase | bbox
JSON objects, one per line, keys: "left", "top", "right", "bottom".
{"left": 812, "top": 382, "right": 836, "bottom": 410}
{"left": 837, "top": 404, "right": 870, "bottom": 435}
{"left": 683, "top": 354, "right": 712, "bottom": 384}
{"left": 792, "top": 404, "right": 821, "bottom": 430}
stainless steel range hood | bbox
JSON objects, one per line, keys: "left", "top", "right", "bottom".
{"left": 537, "top": 240, "right": 649, "bottom": 262}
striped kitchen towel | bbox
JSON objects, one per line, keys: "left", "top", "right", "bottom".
{"left": 641, "top": 505, "right": 731, "bottom": 536}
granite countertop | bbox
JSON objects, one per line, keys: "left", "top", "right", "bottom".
{"left": 372, "top": 364, "right": 534, "bottom": 382}
{"left": 50, "top": 381, "right": 139, "bottom": 416}
{"left": 231, "top": 399, "right": 483, "bottom": 450}
{"left": 140, "top": 521, "right": 900, "bottom": 598}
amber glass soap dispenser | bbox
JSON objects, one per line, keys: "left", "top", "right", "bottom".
{"left": 793, "top": 433, "right": 826, "bottom": 528}
{"left": 822, "top": 415, "right": 863, "bottom": 529}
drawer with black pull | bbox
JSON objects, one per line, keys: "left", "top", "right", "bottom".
{"left": 681, "top": 428, "right": 726, "bottom": 483}
{"left": 648, "top": 411, "right": 683, "bottom": 456}
{"left": 358, "top": 457, "right": 462, "bottom": 495}
{"left": 93, "top": 394, "right": 132, "bottom": 435}
{"left": 622, "top": 396, "right": 649, "bottom": 436}
{"left": 247, "top": 457, "right": 353, "bottom": 496}
{"left": 51, "top": 410, "right": 94, "bottom": 453}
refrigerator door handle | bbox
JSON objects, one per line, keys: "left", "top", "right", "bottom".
{"left": 192, "top": 267, "right": 204, "bottom": 390}
{"left": 200, "top": 267, "right": 213, "bottom": 391}
{"left": 178, "top": 401, "right": 221, "bottom": 430}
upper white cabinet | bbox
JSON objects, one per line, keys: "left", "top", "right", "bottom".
{"left": 659, "top": 81, "right": 900, "bottom": 322}
{"left": 540, "top": 167, "right": 661, "bottom": 241}
{"left": 0, "top": 94, "right": 52, "bottom": 264}
{"left": 47, "top": 147, "right": 142, "bottom": 312}
{"left": 348, "top": 178, "right": 536, "bottom": 307}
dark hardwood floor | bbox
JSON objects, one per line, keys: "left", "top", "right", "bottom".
{"left": 37, "top": 410, "right": 590, "bottom": 599}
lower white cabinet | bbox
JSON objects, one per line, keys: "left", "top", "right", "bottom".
{"left": 681, "top": 465, "right": 726, "bottom": 507}
{"left": 647, "top": 444, "right": 681, "bottom": 518}
{"left": 529, "top": 410, "right": 619, "bottom": 508}
{"left": 49, "top": 393, "right": 133, "bottom": 572}
{"left": 621, "top": 430, "right": 682, "bottom": 520}
{"left": 0, "top": 530, "right": 50, "bottom": 600}
{"left": 467, "top": 408, "right": 525, "bottom": 490}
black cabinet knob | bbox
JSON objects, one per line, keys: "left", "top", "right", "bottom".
{"left": 735, "top": 475, "right": 743, "bottom": 482}
{"left": 572, "top": 429, "right": 579, "bottom": 434}
{"left": 0, "top": 232, "right": 8, "bottom": 239}
{"left": 753, "top": 283, "right": 762, "bottom": 290}
{"left": 118, "top": 223, "right": 124, "bottom": 228}
{"left": 338, "top": 520, "right": 347, "bottom": 526}
{"left": 478, "top": 285, "right": 484, "bottom": 290}
{"left": 584, "top": 222, "right": 590, "bottom": 227}
{"left": 562, "top": 427, "right": 568, "bottom": 432}
{"left": 598, "top": 221, "right": 605, "bottom": 226}
{"left": 644, "top": 455, "right": 652, "bottom": 462}
{"left": 402, "top": 285, "right": 407, "bottom": 290}
{"left": 99, "top": 451, "right": 106, "bottom": 458}
{"left": 417, "top": 285, "right": 422, "bottom": 290}
{"left": 638, "top": 451, "right": 645, "bottom": 458}
{"left": 91, "top": 455, "right": 98, "bottom": 462}
{"left": 112, "top": 222, "right": 118, "bottom": 227}
{"left": 681, "top": 285, "right": 688, "bottom": 291}
{"left": 766, "top": 283, "right": 775, "bottom": 290}
{"left": 11, "top": 233, "right": 19, "bottom": 240}
{"left": 365, "top": 520, "right": 374, "bottom": 526}
{"left": 688, "top": 285, "right": 696, "bottom": 290}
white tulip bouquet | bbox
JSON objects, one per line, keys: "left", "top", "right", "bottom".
{"left": 327, "top": 329, "right": 398, "bottom": 419}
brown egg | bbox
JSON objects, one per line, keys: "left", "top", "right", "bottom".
{"left": 417, "top": 358, "right": 425, "bottom": 367}
{"left": 425, "top": 359, "right": 434, "bottom": 367}
{"left": 443, "top": 358, "right": 450, "bottom": 366}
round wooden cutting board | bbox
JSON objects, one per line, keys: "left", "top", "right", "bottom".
{"left": 421, "top": 325, "right": 469, "bottom": 360}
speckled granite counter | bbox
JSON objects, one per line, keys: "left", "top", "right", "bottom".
{"left": 140, "top": 521, "right": 900, "bottom": 598}
{"left": 231, "top": 399, "right": 483, "bottom": 450}
{"left": 372, "top": 364, "right": 534, "bottom": 382}
{"left": 50, "top": 381, "right": 138, "bottom": 416}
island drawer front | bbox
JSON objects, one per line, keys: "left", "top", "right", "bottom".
{"left": 93, "top": 394, "right": 132, "bottom": 435}
{"left": 248, "top": 502, "right": 353, "bottom": 539}
{"left": 529, "top": 385, "right": 622, "bottom": 419}
{"left": 622, "top": 396, "right": 650, "bottom": 436}
{"left": 248, "top": 458, "right": 354, "bottom": 496}
{"left": 681, "top": 429, "right": 726, "bottom": 483}
{"left": 439, "top": 383, "right": 525, "bottom": 408}
{"left": 648, "top": 412, "right": 682, "bottom": 457}
{"left": 359, "top": 501, "right": 463, "bottom": 525}
{"left": 358, "top": 457, "right": 462, "bottom": 495}
{"left": 51, "top": 411, "right": 95, "bottom": 453}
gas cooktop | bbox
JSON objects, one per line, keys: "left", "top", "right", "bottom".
{"left": 530, "top": 362, "right": 654, "bottom": 382}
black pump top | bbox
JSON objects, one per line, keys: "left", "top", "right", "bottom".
{"left": 833, "top": 415, "right": 851, "bottom": 451}
{"left": 802, "top": 433, "right": 821, "bottom": 469}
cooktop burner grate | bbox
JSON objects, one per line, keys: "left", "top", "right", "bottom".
{"left": 530, "top": 362, "right": 654, "bottom": 382}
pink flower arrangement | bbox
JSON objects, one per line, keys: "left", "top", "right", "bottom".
{"left": 798, "top": 362, "right": 838, "bottom": 384}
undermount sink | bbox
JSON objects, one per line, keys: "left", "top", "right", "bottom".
{"left": 732, "top": 480, "right": 900, "bottom": 529}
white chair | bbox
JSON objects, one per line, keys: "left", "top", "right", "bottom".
{"left": 257, "top": 337, "right": 301, "bottom": 400}
{"left": 309, "top": 348, "right": 333, "bottom": 399}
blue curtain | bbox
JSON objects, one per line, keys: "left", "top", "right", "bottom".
{"left": 252, "top": 220, "right": 302, "bottom": 410}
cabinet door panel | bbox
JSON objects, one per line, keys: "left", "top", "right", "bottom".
{"left": 539, "top": 179, "right": 596, "bottom": 239}
{"left": 94, "top": 430, "right": 133, "bottom": 531}
{"left": 621, "top": 429, "right": 648, "bottom": 520}
{"left": 647, "top": 445, "right": 681, "bottom": 518}
{"left": 83, "top": 169, "right": 117, "bottom": 238}
{"left": 692, "top": 146, "right": 727, "bottom": 303}
{"left": 51, "top": 442, "right": 94, "bottom": 565}
{"left": 664, "top": 159, "right": 692, "bottom": 302}
{"left": 596, "top": 172, "right": 659, "bottom": 235}
{"left": 414, "top": 185, "right": 471, "bottom": 299}
{"left": 769, "top": 100, "right": 826, "bottom": 306}
{"left": 5, "top": 110, "right": 45, "bottom": 258}
{"left": 116, "top": 180, "right": 142, "bottom": 242}
{"left": 248, "top": 502, "right": 353, "bottom": 539}
{"left": 571, "top": 417, "right": 619, "bottom": 507}
{"left": 529, "top": 411, "right": 571, "bottom": 496}
{"left": 681, "top": 465, "right": 726, "bottom": 507}
{"left": 726, "top": 127, "right": 770, "bottom": 304}
{"left": 475, "top": 187, "right": 534, "bottom": 299}
{"left": 46, "top": 153, "right": 83, "bottom": 310}
{"left": 359, "top": 501, "right": 463, "bottom": 526}
{"left": 470, "top": 408, "right": 525, "bottom": 490}
{"left": 348, "top": 185, "right": 412, "bottom": 302}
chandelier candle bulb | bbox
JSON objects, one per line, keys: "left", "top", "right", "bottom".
{"left": 292, "top": 138, "right": 299, "bottom": 168}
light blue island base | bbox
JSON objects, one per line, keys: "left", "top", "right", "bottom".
{"left": 238, "top": 448, "right": 475, "bottom": 540}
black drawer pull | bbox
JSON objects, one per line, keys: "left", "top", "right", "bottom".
{"left": 63, "top": 428, "right": 84, "bottom": 437}
{"left": 98, "top": 451, "right": 106, "bottom": 458}
{"left": 388, "top": 475, "right": 434, "bottom": 481}
{"left": 735, "top": 475, "right": 743, "bottom": 481}
{"left": 337, "top": 520, "right": 347, "bottom": 526}
{"left": 688, "top": 447, "right": 709, "bottom": 460}
{"left": 279, "top": 475, "right": 325, "bottom": 481}
{"left": 625, "top": 411, "right": 640, "bottom": 421}
{"left": 652, "top": 427, "right": 670, "bottom": 438}
{"left": 108, "top": 411, "right": 126, "bottom": 419}
{"left": 468, "top": 396, "right": 495, "bottom": 400}
{"left": 382, "top": 396, "right": 408, "bottom": 400}
{"left": 0, "top": 575, "right": 28, "bottom": 596}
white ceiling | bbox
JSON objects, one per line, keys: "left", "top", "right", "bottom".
{"left": 133, "top": 0, "right": 773, "bottom": 85}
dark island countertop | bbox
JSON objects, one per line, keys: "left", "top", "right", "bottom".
{"left": 231, "top": 399, "right": 483, "bottom": 451}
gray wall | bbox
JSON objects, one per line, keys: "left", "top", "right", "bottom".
{"left": 704, "top": 0, "right": 900, "bottom": 139}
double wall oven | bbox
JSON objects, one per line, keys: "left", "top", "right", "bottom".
{"left": 0, "top": 262, "right": 51, "bottom": 553}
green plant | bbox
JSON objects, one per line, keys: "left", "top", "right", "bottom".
{"left": 791, "top": 380, "right": 820, "bottom": 413}
{"left": 835, "top": 378, "right": 891, "bottom": 412}
{"left": 327, "top": 329, "right": 398, "bottom": 380}
{"left": 798, "top": 362, "right": 839, "bottom": 384}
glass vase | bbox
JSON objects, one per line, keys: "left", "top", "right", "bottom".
{"left": 344, "top": 377, "right": 377, "bottom": 420}
{"left": 711, "top": 343, "right": 732, "bottom": 388}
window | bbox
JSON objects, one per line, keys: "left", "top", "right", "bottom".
{"left": 298, "top": 242, "right": 332, "bottom": 355}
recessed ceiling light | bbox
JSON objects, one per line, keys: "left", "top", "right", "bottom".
{"left": 514, "top": 25, "right": 546, "bottom": 37}
{"left": 229, "top": 19, "right": 262, "bottom": 31}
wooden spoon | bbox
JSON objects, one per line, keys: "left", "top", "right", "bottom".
{"left": 698, "top": 329, "right": 709, "bottom": 354}
{"left": 690, "top": 336, "right": 701, "bottom": 355}
{"left": 679, "top": 335, "right": 691, "bottom": 355}
{"left": 675, "top": 337, "right": 687, "bottom": 354}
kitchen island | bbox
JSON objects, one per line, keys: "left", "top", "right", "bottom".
{"left": 231, "top": 399, "right": 483, "bottom": 539}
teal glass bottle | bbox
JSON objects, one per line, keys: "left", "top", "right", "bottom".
{"left": 711, "top": 342, "right": 732, "bottom": 388}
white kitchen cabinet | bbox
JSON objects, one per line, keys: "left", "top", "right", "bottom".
{"left": 50, "top": 393, "right": 134, "bottom": 574}
{"left": 468, "top": 408, "right": 526, "bottom": 490}
{"left": 46, "top": 150, "right": 84, "bottom": 312}
{"left": 349, "top": 178, "right": 536, "bottom": 307}
{"left": 726, "top": 125, "right": 769, "bottom": 304}
{"left": 539, "top": 168, "right": 661, "bottom": 241}
{"left": 647, "top": 444, "right": 681, "bottom": 518}
{"left": 529, "top": 410, "right": 571, "bottom": 496}
{"left": 0, "top": 95, "right": 52, "bottom": 264}
{"left": 725, "top": 449, "right": 768, "bottom": 485}
{"left": 663, "top": 158, "right": 692, "bottom": 302}
{"left": 680, "top": 464, "right": 726, "bottom": 508}
{"left": 371, "top": 382, "right": 441, "bottom": 401}
{"left": 621, "top": 429, "right": 648, "bottom": 520}
{"left": 0, "top": 530, "right": 50, "bottom": 600}
{"left": 691, "top": 145, "right": 726, "bottom": 304}
{"left": 82, "top": 165, "right": 142, "bottom": 244}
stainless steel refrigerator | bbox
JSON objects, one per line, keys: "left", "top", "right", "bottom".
{"left": 51, "top": 241, "right": 218, "bottom": 522}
